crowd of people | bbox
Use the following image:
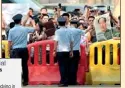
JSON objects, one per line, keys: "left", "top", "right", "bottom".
{"left": 2, "top": 5, "right": 120, "bottom": 86}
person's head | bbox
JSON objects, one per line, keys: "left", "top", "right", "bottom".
{"left": 77, "top": 23, "right": 87, "bottom": 30}
{"left": 62, "top": 13, "right": 70, "bottom": 24}
{"left": 41, "top": 14, "right": 49, "bottom": 23}
{"left": 88, "top": 16, "right": 95, "bottom": 25}
{"left": 57, "top": 17, "right": 66, "bottom": 26}
{"left": 9, "top": 22, "right": 15, "bottom": 29}
{"left": 48, "top": 18, "right": 57, "bottom": 24}
{"left": 12, "top": 14, "right": 23, "bottom": 24}
{"left": 40, "top": 8, "right": 48, "bottom": 15}
{"left": 29, "top": 8, "right": 34, "bottom": 16}
{"left": 70, "top": 19, "right": 78, "bottom": 28}
{"left": 48, "top": 18, "right": 54, "bottom": 21}
{"left": 98, "top": 17, "right": 107, "bottom": 32}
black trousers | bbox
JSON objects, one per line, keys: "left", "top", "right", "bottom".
{"left": 57, "top": 51, "right": 80, "bottom": 85}
{"left": 68, "top": 50, "right": 80, "bottom": 85}
{"left": 11, "top": 48, "right": 29, "bottom": 83}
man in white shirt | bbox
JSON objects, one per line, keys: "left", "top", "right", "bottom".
{"left": 54, "top": 17, "right": 74, "bottom": 87}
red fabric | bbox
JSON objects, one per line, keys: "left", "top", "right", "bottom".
{"left": 80, "top": 45, "right": 89, "bottom": 72}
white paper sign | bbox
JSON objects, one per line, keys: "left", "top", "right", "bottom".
{"left": 0, "top": 59, "right": 21, "bottom": 88}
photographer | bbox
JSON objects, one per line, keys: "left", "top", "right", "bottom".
{"left": 40, "top": 8, "right": 48, "bottom": 15}
{"left": 86, "top": 16, "right": 97, "bottom": 43}
{"left": 22, "top": 8, "right": 34, "bottom": 27}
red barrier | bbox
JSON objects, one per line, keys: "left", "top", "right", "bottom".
{"left": 27, "top": 40, "right": 86, "bottom": 85}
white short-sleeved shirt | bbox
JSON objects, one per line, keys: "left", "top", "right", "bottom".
{"left": 69, "top": 27, "right": 85, "bottom": 51}
{"left": 54, "top": 27, "right": 74, "bottom": 52}
{"left": 8, "top": 25, "right": 35, "bottom": 49}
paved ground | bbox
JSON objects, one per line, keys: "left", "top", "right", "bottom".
{"left": 22, "top": 85, "right": 120, "bottom": 88}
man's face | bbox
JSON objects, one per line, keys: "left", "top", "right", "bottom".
{"left": 99, "top": 18, "right": 107, "bottom": 31}
{"left": 42, "top": 16, "right": 49, "bottom": 23}
{"left": 88, "top": 18, "right": 94, "bottom": 25}
{"left": 40, "top": 9, "right": 48, "bottom": 15}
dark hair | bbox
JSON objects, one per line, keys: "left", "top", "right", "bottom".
{"left": 40, "top": 8, "right": 47, "bottom": 11}
{"left": 68, "top": 12, "right": 74, "bottom": 17}
{"left": 29, "top": 8, "right": 34, "bottom": 12}
{"left": 88, "top": 16, "right": 95, "bottom": 20}
{"left": 9, "top": 22, "right": 15, "bottom": 28}
{"left": 14, "top": 19, "right": 21, "bottom": 24}
{"left": 48, "top": 18, "right": 54, "bottom": 21}
{"left": 118, "top": 16, "right": 120, "bottom": 21}
{"left": 42, "top": 14, "right": 49, "bottom": 18}
{"left": 98, "top": 17, "right": 106, "bottom": 23}
{"left": 37, "top": 22, "right": 44, "bottom": 35}
{"left": 62, "top": 13, "right": 70, "bottom": 18}
{"left": 58, "top": 22, "right": 66, "bottom": 26}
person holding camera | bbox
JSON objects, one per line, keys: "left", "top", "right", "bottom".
{"left": 86, "top": 16, "right": 97, "bottom": 43}
{"left": 23, "top": 8, "right": 34, "bottom": 27}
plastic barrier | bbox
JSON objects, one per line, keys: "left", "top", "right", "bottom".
{"left": 2, "top": 40, "right": 10, "bottom": 58}
{"left": 89, "top": 39, "right": 120, "bottom": 85}
{"left": 27, "top": 40, "right": 86, "bottom": 85}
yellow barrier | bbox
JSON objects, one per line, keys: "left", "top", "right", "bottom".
{"left": 89, "top": 39, "right": 120, "bottom": 85}
{"left": 2, "top": 40, "right": 10, "bottom": 58}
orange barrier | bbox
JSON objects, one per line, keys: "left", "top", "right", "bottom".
{"left": 27, "top": 40, "right": 86, "bottom": 85}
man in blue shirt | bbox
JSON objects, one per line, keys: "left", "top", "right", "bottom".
{"left": 69, "top": 19, "right": 91, "bottom": 85}
{"left": 8, "top": 14, "right": 36, "bottom": 86}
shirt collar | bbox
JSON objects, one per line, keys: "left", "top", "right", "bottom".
{"left": 15, "top": 24, "right": 21, "bottom": 27}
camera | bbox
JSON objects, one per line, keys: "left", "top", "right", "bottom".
{"left": 58, "top": 3, "right": 62, "bottom": 9}
{"left": 107, "top": 6, "right": 110, "bottom": 11}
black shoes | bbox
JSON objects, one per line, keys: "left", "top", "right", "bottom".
{"left": 68, "top": 82, "right": 78, "bottom": 85}
{"left": 58, "top": 84, "right": 68, "bottom": 87}
{"left": 22, "top": 82, "right": 28, "bottom": 86}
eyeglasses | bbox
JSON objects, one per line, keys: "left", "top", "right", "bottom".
{"left": 89, "top": 20, "right": 94, "bottom": 22}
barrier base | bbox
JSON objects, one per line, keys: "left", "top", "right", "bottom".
{"left": 85, "top": 72, "right": 92, "bottom": 85}
{"left": 90, "top": 66, "right": 120, "bottom": 85}
{"left": 28, "top": 65, "right": 86, "bottom": 85}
